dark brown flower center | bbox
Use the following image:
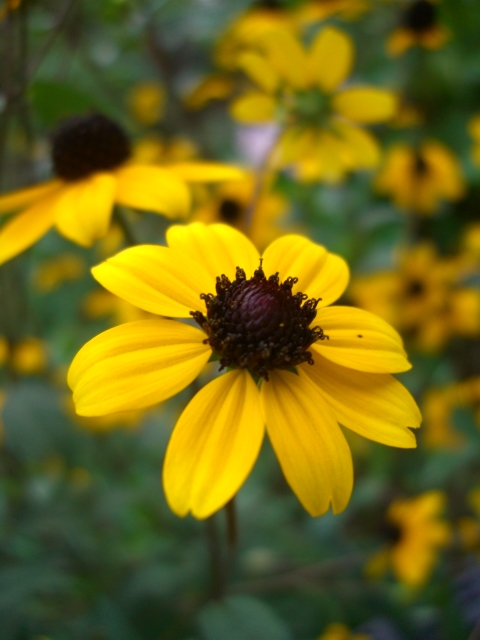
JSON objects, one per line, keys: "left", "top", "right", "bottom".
{"left": 218, "top": 198, "right": 243, "bottom": 224}
{"left": 191, "top": 261, "right": 327, "bottom": 380}
{"left": 382, "top": 520, "right": 403, "bottom": 545}
{"left": 52, "top": 114, "right": 131, "bottom": 181}
{"left": 413, "top": 152, "right": 429, "bottom": 176}
{"left": 406, "top": 278, "right": 425, "bottom": 298}
{"left": 403, "top": 0, "right": 436, "bottom": 33}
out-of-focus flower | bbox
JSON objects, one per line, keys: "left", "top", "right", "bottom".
{"left": 127, "top": 81, "right": 165, "bottom": 125}
{"left": 317, "top": 622, "right": 370, "bottom": 640}
{"left": 34, "top": 253, "right": 86, "bottom": 293}
{"left": 367, "top": 491, "right": 451, "bottom": 587}
{"left": 9, "top": 338, "right": 48, "bottom": 374}
{"left": 387, "top": 0, "right": 449, "bottom": 57}
{"left": 132, "top": 135, "right": 198, "bottom": 165}
{"left": 192, "top": 174, "right": 289, "bottom": 249}
{"left": 0, "top": 113, "right": 244, "bottom": 264}
{"left": 231, "top": 26, "right": 397, "bottom": 183}
{"left": 350, "top": 244, "right": 480, "bottom": 351}
{"left": 424, "top": 377, "right": 480, "bottom": 448}
{"left": 82, "top": 288, "right": 152, "bottom": 326}
{"left": 184, "top": 75, "right": 236, "bottom": 110}
{"left": 374, "top": 141, "right": 465, "bottom": 215}
{"left": 69, "top": 222, "right": 420, "bottom": 519}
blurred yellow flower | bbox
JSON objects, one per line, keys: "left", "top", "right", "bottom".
{"left": 387, "top": 0, "right": 449, "bottom": 57}
{"left": 318, "top": 622, "right": 370, "bottom": 640}
{"left": 192, "top": 173, "right": 289, "bottom": 249}
{"left": 34, "top": 253, "right": 86, "bottom": 293}
{"left": 0, "top": 114, "right": 243, "bottom": 265}
{"left": 69, "top": 223, "right": 420, "bottom": 519}
{"left": 184, "top": 74, "right": 235, "bottom": 110}
{"left": 424, "top": 377, "right": 480, "bottom": 448}
{"left": 468, "top": 114, "right": 480, "bottom": 166}
{"left": 230, "top": 26, "right": 397, "bottom": 183}
{"left": 367, "top": 491, "right": 451, "bottom": 587}
{"left": 375, "top": 141, "right": 465, "bottom": 214}
{"left": 10, "top": 338, "right": 48, "bottom": 375}
{"left": 295, "top": 0, "right": 371, "bottom": 27}
{"left": 127, "top": 81, "right": 165, "bottom": 125}
{"left": 350, "top": 243, "right": 480, "bottom": 351}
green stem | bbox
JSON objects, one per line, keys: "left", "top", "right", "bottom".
{"left": 113, "top": 208, "right": 139, "bottom": 247}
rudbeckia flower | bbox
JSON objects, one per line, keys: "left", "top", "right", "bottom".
{"left": 374, "top": 141, "right": 465, "bottom": 214}
{"left": 69, "top": 223, "right": 421, "bottom": 519}
{"left": 230, "top": 26, "right": 397, "bottom": 183}
{"left": 127, "top": 81, "right": 166, "bottom": 125}
{"left": 317, "top": 622, "right": 370, "bottom": 640}
{"left": 387, "top": 0, "right": 449, "bottom": 57}
{"left": 367, "top": 491, "right": 451, "bottom": 587}
{"left": 0, "top": 113, "right": 243, "bottom": 265}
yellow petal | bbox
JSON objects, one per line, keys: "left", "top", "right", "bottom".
{"left": 309, "top": 27, "right": 353, "bottom": 93}
{"left": 260, "top": 28, "right": 309, "bottom": 89}
{"left": 163, "top": 370, "right": 264, "bottom": 519}
{"left": 300, "top": 354, "right": 421, "bottom": 448}
{"left": 92, "top": 245, "right": 214, "bottom": 317}
{"left": 334, "top": 120, "right": 381, "bottom": 168}
{"left": 333, "top": 88, "right": 398, "bottom": 123}
{"left": 261, "top": 234, "right": 349, "bottom": 306}
{"left": 0, "top": 191, "right": 57, "bottom": 265}
{"left": 237, "top": 51, "right": 279, "bottom": 93}
{"left": 386, "top": 28, "right": 415, "bottom": 57}
{"left": 166, "top": 222, "right": 260, "bottom": 283}
{"left": 261, "top": 369, "right": 353, "bottom": 516}
{"left": 115, "top": 165, "right": 191, "bottom": 218}
{"left": 167, "top": 162, "right": 245, "bottom": 183}
{"left": 313, "top": 306, "right": 411, "bottom": 373}
{"left": 54, "top": 174, "right": 116, "bottom": 247}
{"left": 69, "top": 319, "right": 211, "bottom": 416}
{"left": 230, "top": 92, "right": 276, "bottom": 124}
{"left": 0, "top": 180, "right": 61, "bottom": 215}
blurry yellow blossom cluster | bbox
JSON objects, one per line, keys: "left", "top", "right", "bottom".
{"left": 0, "top": 336, "right": 48, "bottom": 375}
{"left": 424, "top": 377, "right": 480, "bottom": 448}
{"left": 350, "top": 243, "right": 480, "bottom": 351}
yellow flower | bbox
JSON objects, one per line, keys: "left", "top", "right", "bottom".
{"left": 9, "top": 337, "right": 48, "bottom": 374}
{"left": 230, "top": 26, "right": 397, "bottom": 183}
{"left": 375, "top": 141, "right": 465, "bottom": 214}
{"left": 69, "top": 223, "right": 420, "bottom": 519}
{"left": 192, "top": 173, "right": 289, "bottom": 249}
{"left": 424, "top": 377, "right": 480, "bottom": 448}
{"left": 367, "top": 491, "right": 451, "bottom": 587}
{"left": 295, "top": 0, "right": 371, "bottom": 27}
{"left": 387, "top": 0, "right": 449, "bottom": 57}
{"left": 318, "top": 622, "right": 370, "bottom": 640}
{"left": 0, "top": 113, "right": 243, "bottom": 265}
{"left": 127, "top": 81, "right": 165, "bottom": 125}
{"left": 350, "top": 243, "right": 480, "bottom": 351}
{"left": 34, "top": 253, "right": 86, "bottom": 293}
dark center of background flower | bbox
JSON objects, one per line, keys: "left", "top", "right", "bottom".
{"left": 406, "top": 278, "right": 425, "bottom": 298}
{"left": 413, "top": 152, "right": 429, "bottom": 176}
{"left": 218, "top": 198, "right": 243, "bottom": 224}
{"left": 52, "top": 114, "right": 131, "bottom": 181}
{"left": 403, "top": 0, "right": 436, "bottom": 33}
{"left": 382, "top": 520, "right": 404, "bottom": 545}
{"left": 191, "top": 261, "right": 327, "bottom": 380}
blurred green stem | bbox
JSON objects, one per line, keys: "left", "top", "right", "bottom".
{"left": 113, "top": 208, "right": 139, "bottom": 247}
{"left": 205, "top": 498, "right": 238, "bottom": 600}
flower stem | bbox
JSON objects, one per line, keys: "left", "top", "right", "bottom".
{"left": 113, "top": 208, "right": 139, "bottom": 247}
{"left": 205, "top": 498, "right": 238, "bottom": 601}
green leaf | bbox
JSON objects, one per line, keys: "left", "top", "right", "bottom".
{"left": 198, "top": 596, "right": 292, "bottom": 640}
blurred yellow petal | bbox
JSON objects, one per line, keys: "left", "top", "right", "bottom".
{"left": 333, "top": 88, "right": 398, "bottom": 123}
{"left": 167, "top": 162, "right": 245, "bottom": 183}
{"left": 0, "top": 180, "right": 61, "bottom": 215}
{"left": 69, "top": 319, "right": 211, "bottom": 416}
{"left": 260, "top": 28, "right": 309, "bottom": 89}
{"left": 115, "top": 165, "right": 190, "bottom": 218}
{"left": 313, "top": 306, "right": 411, "bottom": 373}
{"left": 92, "top": 245, "right": 214, "bottom": 317}
{"left": 261, "top": 234, "right": 349, "bottom": 306}
{"left": 54, "top": 173, "right": 116, "bottom": 247}
{"left": 261, "top": 369, "right": 353, "bottom": 516}
{"left": 166, "top": 222, "right": 260, "bottom": 283}
{"left": 237, "top": 51, "right": 279, "bottom": 93}
{"left": 387, "top": 28, "right": 415, "bottom": 57}
{"left": 335, "top": 120, "right": 381, "bottom": 168}
{"left": 163, "top": 370, "right": 264, "bottom": 518}
{"left": 230, "top": 92, "right": 276, "bottom": 123}
{"left": 0, "top": 191, "right": 58, "bottom": 265}
{"left": 309, "top": 27, "right": 353, "bottom": 93}
{"left": 300, "top": 354, "right": 420, "bottom": 447}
